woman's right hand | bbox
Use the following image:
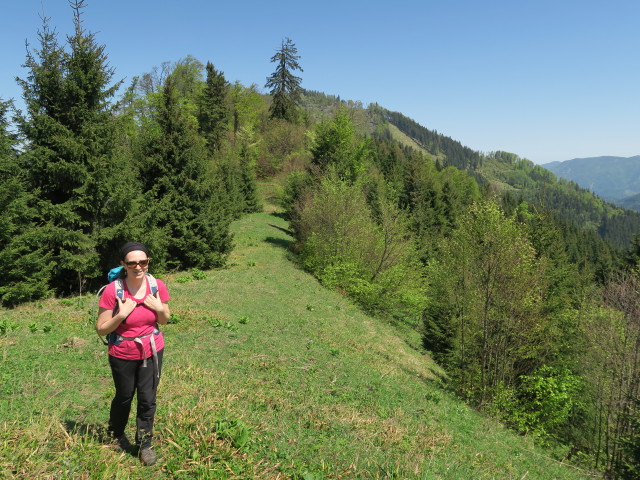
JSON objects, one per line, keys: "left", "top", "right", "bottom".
{"left": 116, "top": 297, "right": 136, "bottom": 319}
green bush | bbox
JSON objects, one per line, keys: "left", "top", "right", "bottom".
{"left": 281, "top": 169, "right": 313, "bottom": 219}
{"left": 296, "top": 175, "right": 423, "bottom": 318}
{"left": 488, "top": 366, "right": 583, "bottom": 443}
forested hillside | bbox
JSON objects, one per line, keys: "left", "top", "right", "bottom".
{"left": 2, "top": 3, "right": 640, "bottom": 478}
{"left": 0, "top": 208, "right": 595, "bottom": 479}
{"left": 289, "top": 97, "right": 640, "bottom": 478}
{"left": 300, "top": 92, "right": 640, "bottom": 251}
{"left": 619, "top": 192, "right": 640, "bottom": 212}
{"left": 381, "top": 105, "right": 640, "bottom": 251}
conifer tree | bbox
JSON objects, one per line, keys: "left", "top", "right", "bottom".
{"left": 625, "top": 234, "right": 640, "bottom": 271}
{"left": 15, "top": 1, "right": 123, "bottom": 295}
{"left": 139, "top": 75, "right": 232, "bottom": 269}
{"left": 219, "top": 143, "right": 261, "bottom": 218}
{"left": 219, "top": 155, "right": 245, "bottom": 219}
{"left": 0, "top": 99, "right": 54, "bottom": 305}
{"left": 199, "top": 61, "right": 229, "bottom": 153}
{"left": 265, "top": 37, "right": 303, "bottom": 122}
{"left": 0, "top": 100, "right": 16, "bottom": 164}
{"left": 238, "top": 143, "right": 261, "bottom": 213}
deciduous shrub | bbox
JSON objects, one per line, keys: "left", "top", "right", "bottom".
{"left": 295, "top": 174, "right": 423, "bottom": 318}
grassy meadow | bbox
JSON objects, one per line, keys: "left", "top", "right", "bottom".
{"left": 0, "top": 185, "right": 595, "bottom": 479}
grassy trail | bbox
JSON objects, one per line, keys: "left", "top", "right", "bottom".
{"left": 0, "top": 194, "right": 594, "bottom": 479}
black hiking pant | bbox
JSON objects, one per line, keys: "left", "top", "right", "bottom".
{"left": 107, "top": 349, "right": 163, "bottom": 448}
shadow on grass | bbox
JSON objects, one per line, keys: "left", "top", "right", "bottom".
{"left": 268, "top": 223, "right": 294, "bottom": 237}
{"left": 64, "top": 419, "right": 109, "bottom": 442}
{"left": 63, "top": 419, "right": 138, "bottom": 456}
{"left": 396, "top": 364, "right": 452, "bottom": 392}
{"left": 264, "top": 236, "right": 293, "bottom": 250}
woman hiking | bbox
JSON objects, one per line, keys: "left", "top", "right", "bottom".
{"left": 96, "top": 242, "right": 170, "bottom": 466}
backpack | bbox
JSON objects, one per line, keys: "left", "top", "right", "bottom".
{"left": 94, "top": 267, "right": 158, "bottom": 346}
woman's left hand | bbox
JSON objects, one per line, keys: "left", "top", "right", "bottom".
{"left": 144, "top": 291, "right": 164, "bottom": 313}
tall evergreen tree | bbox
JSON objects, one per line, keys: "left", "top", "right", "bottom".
{"left": 625, "top": 234, "right": 640, "bottom": 271}
{"left": 199, "top": 61, "right": 229, "bottom": 153}
{"left": 0, "top": 99, "right": 53, "bottom": 306}
{"left": 218, "top": 144, "right": 261, "bottom": 219}
{"left": 238, "top": 143, "right": 261, "bottom": 213}
{"left": 14, "top": 1, "right": 123, "bottom": 296}
{"left": 0, "top": 99, "right": 16, "bottom": 163}
{"left": 138, "top": 75, "right": 233, "bottom": 269}
{"left": 218, "top": 154, "right": 245, "bottom": 219}
{"left": 265, "top": 37, "right": 303, "bottom": 122}
{"left": 64, "top": 0, "right": 130, "bottom": 273}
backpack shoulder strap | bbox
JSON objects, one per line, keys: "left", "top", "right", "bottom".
{"left": 146, "top": 273, "right": 158, "bottom": 296}
{"left": 114, "top": 278, "right": 125, "bottom": 301}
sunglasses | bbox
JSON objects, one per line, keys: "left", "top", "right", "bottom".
{"left": 124, "top": 259, "right": 150, "bottom": 268}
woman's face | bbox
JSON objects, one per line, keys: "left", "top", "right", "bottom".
{"left": 121, "top": 250, "right": 149, "bottom": 279}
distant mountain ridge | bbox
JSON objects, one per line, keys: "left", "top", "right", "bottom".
{"left": 543, "top": 155, "right": 640, "bottom": 201}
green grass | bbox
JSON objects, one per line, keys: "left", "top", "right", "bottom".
{"left": 0, "top": 204, "right": 595, "bottom": 478}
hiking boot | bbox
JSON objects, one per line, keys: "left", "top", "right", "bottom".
{"left": 140, "top": 446, "right": 157, "bottom": 466}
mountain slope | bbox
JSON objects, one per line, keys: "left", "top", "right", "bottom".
{"left": 618, "top": 191, "right": 640, "bottom": 211}
{"left": 0, "top": 191, "right": 592, "bottom": 479}
{"left": 543, "top": 155, "right": 640, "bottom": 200}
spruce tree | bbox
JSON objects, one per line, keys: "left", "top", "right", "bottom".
{"left": 15, "top": 0, "right": 123, "bottom": 295}
{"left": 199, "top": 61, "right": 229, "bottom": 153}
{"left": 139, "top": 75, "right": 232, "bottom": 269}
{"left": 238, "top": 143, "right": 261, "bottom": 213}
{"left": 0, "top": 99, "right": 54, "bottom": 305}
{"left": 0, "top": 100, "right": 16, "bottom": 165}
{"left": 16, "top": 15, "right": 69, "bottom": 205}
{"left": 625, "top": 234, "right": 640, "bottom": 271}
{"left": 218, "top": 145, "right": 261, "bottom": 219}
{"left": 265, "top": 37, "right": 303, "bottom": 122}
{"left": 219, "top": 155, "right": 245, "bottom": 219}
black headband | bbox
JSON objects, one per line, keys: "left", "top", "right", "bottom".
{"left": 119, "top": 241, "right": 149, "bottom": 260}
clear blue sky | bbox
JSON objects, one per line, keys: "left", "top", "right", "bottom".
{"left": 2, "top": 0, "right": 639, "bottom": 165}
